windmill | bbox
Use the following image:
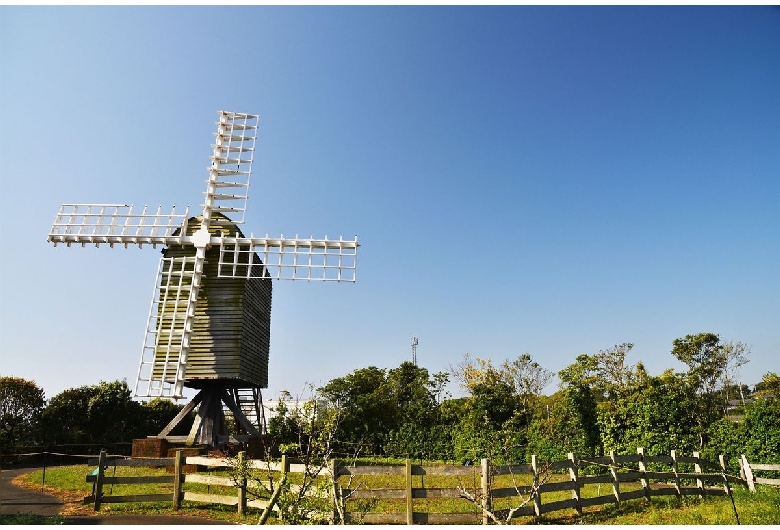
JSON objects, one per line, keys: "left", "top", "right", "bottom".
{"left": 47, "top": 111, "right": 359, "bottom": 447}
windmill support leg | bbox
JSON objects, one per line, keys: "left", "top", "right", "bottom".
{"left": 187, "top": 387, "right": 224, "bottom": 446}
{"left": 158, "top": 390, "right": 204, "bottom": 437}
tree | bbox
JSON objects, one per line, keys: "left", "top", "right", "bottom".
{"left": 592, "top": 343, "right": 636, "bottom": 398}
{"left": 718, "top": 340, "right": 751, "bottom": 408}
{"left": 671, "top": 333, "right": 724, "bottom": 394}
{"left": 232, "top": 386, "right": 342, "bottom": 524}
{"left": 557, "top": 355, "right": 602, "bottom": 456}
{"left": 138, "top": 398, "right": 189, "bottom": 437}
{"left": 597, "top": 369, "right": 701, "bottom": 456}
{"left": 0, "top": 376, "right": 46, "bottom": 452}
{"left": 670, "top": 333, "right": 751, "bottom": 438}
{"left": 526, "top": 390, "right": 596, "bottom": 462}
{"left": 318, "top": 366, "right": 394, "bottom": 455}
{"left": 500, "top": 353, "right": 553, "bottom": 417}
{"left": 40, "top": 380, "right": 144, "bottom": 445}
{"left": 754, "top": 372, "right": 780, "bottom": 399}
{"left": 384, "top": 362, "right": 452, "bottom": 460}
{"left": 449, "top": 353, "right": 554, "bottom": 464}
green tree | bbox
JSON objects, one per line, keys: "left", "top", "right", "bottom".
{"left": 501, "top": 353, "right": 553, "bottom": 420}
{"left": 740, "top": 396, "right": 780, "bottom": 465}
{"left": 138, "top": 398, "right": 189, "bottom": 437}
{"left": 384, "top": 362, "right": 452, "bottom": 459}
{"left": 232, "top": 387, "right": 342, "bottom": 524}
{"left": 40, "top": 380, "right": 144, "bottom": 445}
{"left": 597, "top": 369, "right": 700, "bottom": 456}
{"left": 670, "top": 333, "right": 750, "bottom": 442}
{"left": 526, "top": 390, "right": 596, "bottom": 462}
{"left": 558, "top": 355, "right": 602, "bottom": 456}
{"left": 449, "top": 353, "right": 555, "bottom": 463}
{"left": 754, "top": 372, "right": 780, "bottom": 399}
{"left": 0, "top": 376, "right": 46, "bottom": 452}
{"left": 319, "top": 366, "right": 395, "bottom": 454}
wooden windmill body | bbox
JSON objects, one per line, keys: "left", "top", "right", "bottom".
{"left": 48, "top": 111, "right": 358, "bottom": 447}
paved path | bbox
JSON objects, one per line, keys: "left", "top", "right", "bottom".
{"left": 0, "top": 468, "right": 63, "bottom": 516}
{"left": 0, "top": 468, "right": 230, "bottom": 524}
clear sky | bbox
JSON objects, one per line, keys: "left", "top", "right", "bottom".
{"left": 1, "top": 6, "right": 778, "bottom": 404}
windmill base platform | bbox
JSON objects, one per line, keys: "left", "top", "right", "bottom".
{"left": 133, "top": 382, "right": 271, "bottom": 454}
{"left": 131, "top": 435, "right": 273, "bottom": 462}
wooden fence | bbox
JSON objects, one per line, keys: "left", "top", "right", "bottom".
{"left": 86, "top": 451, "right": 288, "bottom": 514}
{"left": 85, "top": 449, "right": 770, "bottom": 523}
{"left": 333, "top": 449, "right": 738, "bottom": 524}
{"left": 740, "top": 454, "right": 780, "bottom": 492}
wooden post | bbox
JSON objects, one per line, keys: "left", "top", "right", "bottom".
{"left": 637, "top": 448, "right": 650, "bottom": 501}
{"left": 741, "top": 455, "right": 756, "bottom": 492}
{"left": 405, "top": 458, "right": 413, "bottom": 525}
{"left": 721, "top": 455, "right": 741, "bottom": 525}
{"left": 259, "top": 455, "right": 287, "bottom": 526}
{"left": 237, "top": 451, "right": 246, "bottom": 515}
{"left": 670, "top": 450, "right": 681, "bottom": 497}
{"left": 173, "top": 449, "right": 183, "bottom": 510}
{"left": 531, "top": 454, "right": 541, "bottom": 518}
{"left": 692, "top": 451, "right": 704, "bottom": 498}
{"left": 719, "top": 455, "right": 732, "bottom": 496}
{"left": 610, "top": 450, "right": 621, "bottom": 505}
{"left": 481, "top": 458, "right": 490, "bottom": 525}
{"left": 93, "top": 450, "right": 106, "bottom": 511}
{"left": 330, "top": 458, "right": 341, "bottom": 524}
{"left": 568, "top": 453, "right": 582, "bottom": 516}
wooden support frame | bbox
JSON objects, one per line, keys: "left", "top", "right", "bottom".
{"left": 155, "top": 382, "right": 265, "bottom": 447}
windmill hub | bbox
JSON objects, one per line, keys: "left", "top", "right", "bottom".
{"left": 47, "top": 110, "right": 360, "bottom": 449}
{"left": 191, "top": 227, "right": 211, "bottom": 249}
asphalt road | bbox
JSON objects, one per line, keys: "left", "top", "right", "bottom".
{"left": 0, "top": 468, "right": 231, "bottom": 525}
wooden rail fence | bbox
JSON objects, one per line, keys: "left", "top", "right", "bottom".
{"left": 85, "top": 448, "right": 771, "bottom": 523}
{"left": 740, "top": 454, "right": 780, "bottom": 492}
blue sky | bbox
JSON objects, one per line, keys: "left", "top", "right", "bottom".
{"left": 1, "top": 6, "right": 778, "bottom": 403}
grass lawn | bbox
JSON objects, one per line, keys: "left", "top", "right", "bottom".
{"left": 11, "top": 465, "right": 780, "bottom": 524}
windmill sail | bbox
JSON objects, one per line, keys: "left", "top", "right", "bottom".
{"left": 135, "top": 255, "right": 196, "bottom": 398}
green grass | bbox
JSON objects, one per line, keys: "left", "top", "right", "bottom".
{"left": 0, "top": 513, "right": 65, "bottom": 525}
{"left": 19, "top": 465, "right": 267, "bottom": 524}
{"left": 16, "top": 465, "right": 780, "bottom": 524}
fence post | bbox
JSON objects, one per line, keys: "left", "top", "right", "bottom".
{"left": 741, "top": 455, "right": 755, "bottom": 492}
{"left": 237, "top": 451, "right": 247, "bottom": 515}
{"left": 720, "top": 454, "right": 741, "bottom": 525}
{"left": 94, "top": 450, "right": 106, "bottom": 511}
{"left": 481, "top": 458, "right": 490, "bottom": 525}
{"left": 637, "top": 448, "right": 650, "bottom": 501}
{"left": 610, "top": 450, "right": 621, "bottom": 505}
{"left": 330, "top": 458, "right": 341, "bottom": 524}
{"left": 172, "top": 449, "right": 183, "bottom": 510}
{"left": 636, "top": 447, "right": 650, "bottom": 502}
{"left": 719, "top": 455, "right": 732, "bottom": 496}
{"left": 531, "top": 454, "right": 541, "bottom": 518}
{"left": 41, "top": 450, "right": 47, "bottom": 492}
{"left": 692, "top": 451, "right": 704, "bottom": 498}
{"left": 568, "top": 453, "right": 581, "bottom": 516}
{"left": 670, "top": 450, "right": 681, "bottom": 497}
{"left": 405, "top": 458, "right": 413, "bottom": 525}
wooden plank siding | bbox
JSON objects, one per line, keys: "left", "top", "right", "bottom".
{"left": 152, "top": 214, "right": 272, "bottom": 388}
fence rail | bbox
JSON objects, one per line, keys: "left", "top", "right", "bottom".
{"left": 80, "top": 449, "right": 772, "bottom": 523}
{"left": 740, "top": 454, "right": 780, "bottom": 491}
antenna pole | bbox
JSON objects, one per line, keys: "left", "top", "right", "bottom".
{"left": 411, "top": 336, "right": 418, "bottom": 366}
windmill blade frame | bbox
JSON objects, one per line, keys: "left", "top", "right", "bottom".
{"left": 217, "top": 235, "right": 359, "bottom": 281}
{"left": 48, "top": 204, "right": 190, "bottom": 248}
